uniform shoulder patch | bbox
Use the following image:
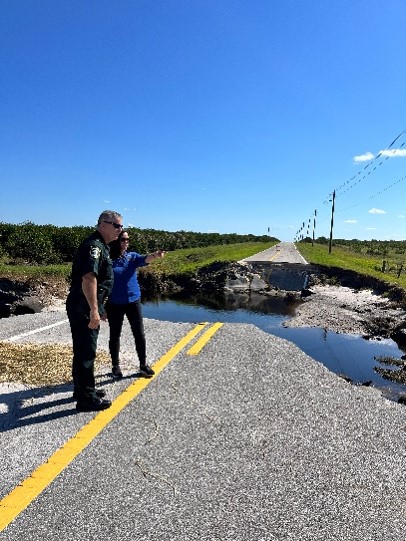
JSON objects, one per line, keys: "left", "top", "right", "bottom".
{"left": 90, "top": 246, "right": 101, "bottom": 260}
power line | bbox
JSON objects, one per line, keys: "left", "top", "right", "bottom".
{"left": 294, "top": 128, "right": 406, "bottom": 240}
{"left": 337, "top": 174, "right": 406, "bottom": 214}
{"left": 322, "top": 128, "right": 406, "bottom": 203}
{"left": 338, "top": 142, "right": 405, "bottom": 197}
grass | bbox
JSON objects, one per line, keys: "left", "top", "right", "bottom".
{"left": 296, "top": 242, "right": 406, "bottom": 289}
{"left": 2, "top": 240, "right": 405, "bottom": 291}
{"left": 148, "top": 242, "right": 277, "bottom": 276}
{"left": 0, "top": 263, "right": 71, "bottom": 280}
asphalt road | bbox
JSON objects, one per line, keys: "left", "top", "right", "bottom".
{"left": 1, "top": 307, "right": 406, "bottom": 540}
{"left": 240, "top": 241, "right": 308, "bottom": 264}
{"left": 0, "top": 243, "right": 406, "bottom": 541}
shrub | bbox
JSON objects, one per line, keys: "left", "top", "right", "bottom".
{"left": 5, "top": 228, "right": 57, "bottom": 264}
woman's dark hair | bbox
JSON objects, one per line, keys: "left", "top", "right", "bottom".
{"left": 109, "top": 230, "right": 125, "bottom": 260}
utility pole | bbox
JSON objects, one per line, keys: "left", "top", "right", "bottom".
{"left": 312, "top": 209, "right": 317, "bottom": 246}
{"left": 328, "top": 190, "right": 335, "bottom": 254}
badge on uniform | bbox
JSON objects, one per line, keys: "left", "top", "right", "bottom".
{"left": 90, "top": 246, "right": 101, "bottom": 259}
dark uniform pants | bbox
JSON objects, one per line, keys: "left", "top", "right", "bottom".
{"left": 106, "top": 300, "right": 146, "bottom": 366}
{"left": 66, "top": 296, "right": 99, "bottom": 400}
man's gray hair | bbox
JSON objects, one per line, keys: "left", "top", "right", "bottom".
{"left": 97, "top": 210, "right": 122, "bottom": 225}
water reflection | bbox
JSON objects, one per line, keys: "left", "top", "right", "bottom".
{"left": 160, "top": 290, "right": 300, "bottom": 316}
{"left": 142, "top": 292, "right": 406, "bottom": 401}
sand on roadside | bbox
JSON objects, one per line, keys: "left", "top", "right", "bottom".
{"left": 284, "top": 284, "right": 406, "bottom": 336}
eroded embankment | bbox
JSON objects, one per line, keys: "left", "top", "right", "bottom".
{"left": 285, "top": 265, "right": 406, "bottom": 341}
{"left": 2, "top": 262, "right": 406, "bottom": 344}
{"left": 2, "top": 262, "right": 406, "bottom": 390}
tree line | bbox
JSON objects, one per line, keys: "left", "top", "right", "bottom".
{"left": 0, "top": 222, "right": 277, "bottom": 265}
{"left": 303, "top": 236, "right": 406, "bottom": 257}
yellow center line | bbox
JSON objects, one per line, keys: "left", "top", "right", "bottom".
{"left": 0, "top": 322, "right": 208, "bottom": 532}
{"left": 187, "top": 322, "right": 224, "bottom": 355}
{"left": 269, "top": 251, "right": 280, "bottom": 261}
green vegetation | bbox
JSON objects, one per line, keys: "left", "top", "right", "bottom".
{"left": 0, "top": 263, "right": 71, "bottom": 280}
{"left": 146, "top": 242, "right": 276, "bottom": 277}
{"left": 296, "top": 240, "right": 406, "bottom": 289}
{"left": 0, "top": 242, "right": 277, "bottom": 284}
{"left": 0, "top": 221, "right": 277, "bottom": 265}
{"left": 3, "top": 219, "right": 406, "bottom": 293}
{"left": 0, "top": 220, "right": 277, "bottom": 288}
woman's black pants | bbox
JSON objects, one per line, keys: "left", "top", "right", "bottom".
{"left": 106, "top": 300, "right": 146, "bottom": 366}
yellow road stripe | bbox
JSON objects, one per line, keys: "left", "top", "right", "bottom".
{"left": 269, "top": 251, "right": 280, "bottom": 261}
{"left": 187, "top": 322, "right": 224, "bottom": 355}
{"left": 0, "top": 322, "right": 208, "bottom": 532}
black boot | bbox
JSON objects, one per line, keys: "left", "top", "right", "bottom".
{"left": 139, "top": 364, "right": 155, "bottom": 378}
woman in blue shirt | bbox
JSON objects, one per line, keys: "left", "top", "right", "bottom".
{"left": 106, "top": 230, "right": 164, "bottom": 379}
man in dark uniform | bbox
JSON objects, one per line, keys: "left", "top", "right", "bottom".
{"left": 66, "top": 210, "right": 123, "bottom": 411}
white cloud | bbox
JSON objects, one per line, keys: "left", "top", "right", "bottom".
{"left": 353, "top": 148, "right": 406, "bottom": 163}
{"left": 366, "top": 227, "right": 377, "bottom": 230}
{"left": 368, "top": 208, "right": 386, "bottom": 214}
{"left": 379, "top": 149, "right": 406, "bottom": 158}
{"left": 353, "top": 151, "right": 374, "bottom": 162}
{"left": 398, "top": 214, "right": 405, "bottom": 219}
{"left": 343, "top": 219, "right": 357, "bottom": 224}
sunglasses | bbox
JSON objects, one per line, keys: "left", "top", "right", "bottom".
{"left": 120, "top": 238, "right": 130, "bottom": 242}
{"left": 103, "top": 220, "right": 123, "bottom": 229}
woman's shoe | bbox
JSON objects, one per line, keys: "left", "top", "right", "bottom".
{"left": 112, "top": 365, "right": 123, "bottom": 379}
{"left": 139, "top": 364, "right": 155, "bottom": 378}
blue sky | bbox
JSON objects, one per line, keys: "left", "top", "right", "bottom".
{"left": 1, "top": 0, "right": 405, "bottom": 241}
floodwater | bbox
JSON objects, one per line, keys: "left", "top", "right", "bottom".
{"left": 142, "top": 292, "right": 406, "bottom": 401}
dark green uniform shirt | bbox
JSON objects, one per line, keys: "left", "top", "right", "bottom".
{"left": 68, "top": 231, "right": 113, "bottom": 317}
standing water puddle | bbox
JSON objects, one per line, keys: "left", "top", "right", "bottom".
{"left": 142, "top": 292, "right": 406, "bottom": 401}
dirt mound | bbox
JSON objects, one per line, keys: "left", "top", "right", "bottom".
{"left": 0, "top": 276, "right": 68, "bottom": 317}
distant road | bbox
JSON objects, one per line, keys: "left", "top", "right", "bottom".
{"left": 240, "top": 241, "right": 308, "bottom": 264}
